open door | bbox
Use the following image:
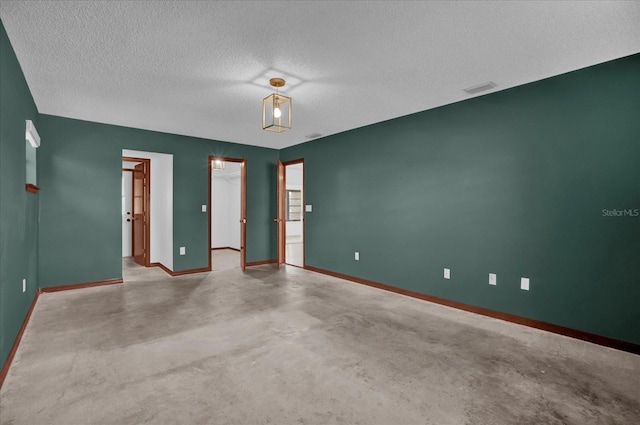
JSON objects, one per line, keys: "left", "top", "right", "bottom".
{"left": 276, "top": 160, "right": 285, "bottom": 268}
{"left": 131, "top": 160, "right": 150, "bottom": 266}
{"left": 240, "top": 160, "right": 247, "bottom": 271}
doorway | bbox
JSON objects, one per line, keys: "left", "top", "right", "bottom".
{"left": 122, "top": 157, "right": 150, "bottom": 267}
{"left": 122, "top": 150, "right": 174, "bottom": 273}
{"left": 209, "top": 156, "right": 247, "bottom": 271}
{"left": 277, "top": 159, "right": 305, "bottom": 268}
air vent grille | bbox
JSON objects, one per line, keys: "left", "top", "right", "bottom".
{"left": 464, "top": 81, "right": 497, "bottom": 95}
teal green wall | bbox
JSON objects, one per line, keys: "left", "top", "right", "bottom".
{"left": 0, "top": 20, "right": 39, "bottom": 367}
{"left": 37, "top": 115, "right": 278, "bottom": 287}
{"left": 281, "top": 54, "right": 640, "bottom": 345}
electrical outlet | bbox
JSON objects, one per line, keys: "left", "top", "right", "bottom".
{"left": 22, "top": 278, "right": 26, "bottom": 293}
{"left": 521, "top": 277, "right": 530, "bottom": 291}
{"left": 180, "top": 247, "right": 186, "bottom": 256}
{"left": 201, "top": 205, "right": 207, "bottom": 212}
{"left": 354, "top": 252, "right": 359, "bottom": 261}
{"left": 444, "top": 268, "right": 450, "bottom": 279}
{"left": 489, "top": 273, "right": 497, "bottom": 286}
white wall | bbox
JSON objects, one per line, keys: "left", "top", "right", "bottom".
{"left": 122, "top": 149, "right": 174, "bottom": 270}
{"left": 211, "top": 162, "right": 241, "bottom": 249}
{"left": 286, "top": 164, "right": 303, "bottom": 237}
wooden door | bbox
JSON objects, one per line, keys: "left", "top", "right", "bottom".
{"left": 276, "top": 160, "right": 285, "bottom": 268}
{"left": 132, "top": 162, "right": 147, "bottom": 266}
{"left": 122, "top": 170, "right": 133, "bottom": 257}
{"left": 240, "top": 160, "right": 247, "bottom": 271}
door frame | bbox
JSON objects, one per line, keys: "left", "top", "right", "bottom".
{"left": 208, "top": 156, "right": 247, "bottom": 271}
{"left": 278, "top": 158, "right": 305, "bottom": 268}
{"left": 122, "top": 156, "right": 151, "bottom": 267}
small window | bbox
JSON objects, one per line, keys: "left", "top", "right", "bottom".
{"left": 286, "top": 190, "right": 302, "bottom": 221}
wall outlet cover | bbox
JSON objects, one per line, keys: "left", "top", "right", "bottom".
{"left": 201, "top": 205, "right": 207, "bottom": 212}
{"left": 305, "top": 205, "right": 312, "bottom": 212}
{"left": 489, "top": 273, "right": 497, "bottom": 285}
{"left": 521, "top": 277, "right": 530, "bottom": 291}
{"left": 179, "top": 247, "right": 186, "bottom": 255}
{"left": 354, "top": 252, "right": 359, "bottom": 261}
{"left": 444, "top": 268, "right": 450, "bottom": 279}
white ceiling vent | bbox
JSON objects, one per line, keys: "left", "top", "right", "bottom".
{"left": 463, "top": 81, "right": 497, "bottom": 95}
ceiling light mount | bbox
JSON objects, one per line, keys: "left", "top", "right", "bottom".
{"left": 269, "top": 78, "right": 286, "bottom": 88}
{"left": 263, "top": 77, "right": 292, "bottom": 133}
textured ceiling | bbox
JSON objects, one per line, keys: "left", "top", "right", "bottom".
{"left": 1, "top": 1, "right": 639, "bottom": 149}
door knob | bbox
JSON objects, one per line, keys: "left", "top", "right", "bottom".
{"left": 126, "top": 219, "right": 131, "bottom": 222}
{"left": 240, "top": 219, "right": 247, "bottom": 224}
{"left": 273, "top": 218, "right": 278, "bottom": 222}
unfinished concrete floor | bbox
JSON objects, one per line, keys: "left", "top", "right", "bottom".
{"left": 211, "top": 248, "right": 242, "bottom": 272}
{"left": 1, "top": 256, "right": 639, "bottom": 425}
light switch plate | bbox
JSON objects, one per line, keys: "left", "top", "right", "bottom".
{"left": 521, "top": 277, "right": 530, "bottom": 291}
{"left": 444, "top": 268, "right": 450, "bottom": 279}
{"left": 180, "top": 247, "right": 186, "bottom": 256}
{"left": 489, "top": 273, "right": 497, "bottom": 286}
{"left": 201, "top": 205, "right": 207, "bottom": 212}
{"left": 305, "top": 205, "right": 312, "bottom": 212}
{"left": 354, "top": 252, "right": 359, "bottom": 261}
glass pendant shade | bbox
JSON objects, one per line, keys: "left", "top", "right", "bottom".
{"left": 263, "top": 93, "right": 292, "bottom": 132}
{"left": 262, "top": 78, "right": 292, "bottom": 132}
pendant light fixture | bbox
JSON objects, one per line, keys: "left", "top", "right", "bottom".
{"left": 262, "top": 78, "right": 291, "bottom": 132}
